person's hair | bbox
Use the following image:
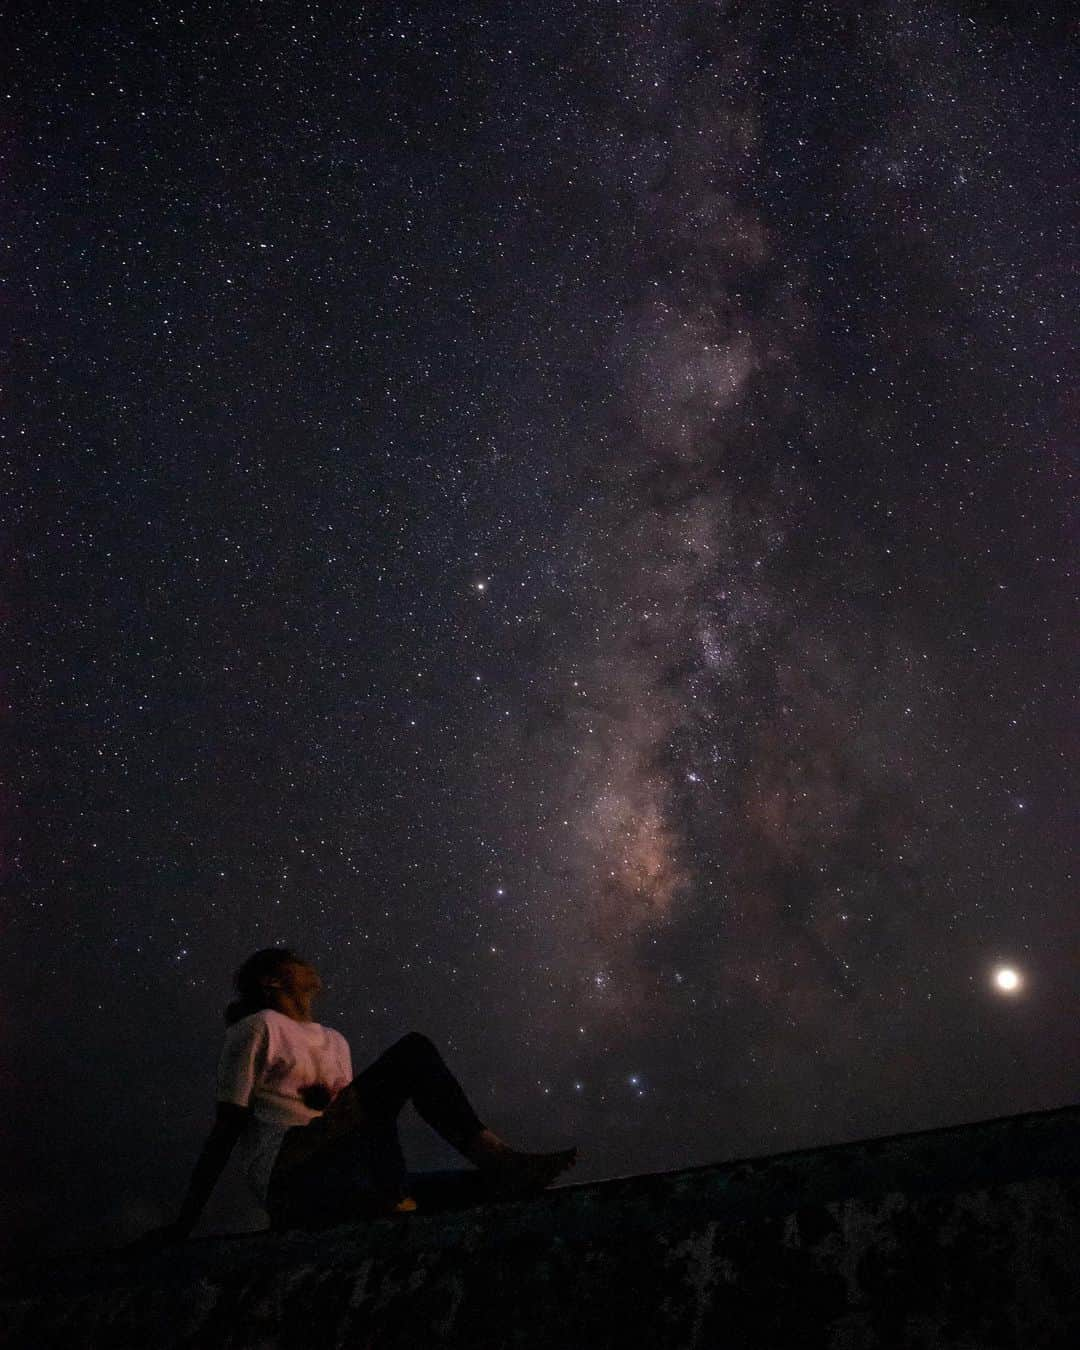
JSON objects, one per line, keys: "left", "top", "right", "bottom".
{"left": 225, "top": 947, "right": 307, "bottom": 1025}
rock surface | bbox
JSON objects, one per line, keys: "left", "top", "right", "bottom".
{"left": 5, "top": 1103, "right": 1079, "bottom": 1348}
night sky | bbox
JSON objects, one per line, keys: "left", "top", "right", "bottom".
{"left": 7, "top": 2, "right": 1077, "bottom": 1255}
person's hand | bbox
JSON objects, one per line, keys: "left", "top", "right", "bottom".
{"left": 299, "top": 1081, "right": 334, "bottom": 1110}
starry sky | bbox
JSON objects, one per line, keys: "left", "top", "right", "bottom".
{"left": 6, "top": 1, "right": 1077, "bottom": 1255}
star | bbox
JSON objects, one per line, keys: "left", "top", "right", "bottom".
{"left": 991, "top": 966, "right": 1023, "bottom": 995}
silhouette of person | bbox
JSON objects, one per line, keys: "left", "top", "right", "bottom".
{"left": 157, "top": 948, "right": 577, "bottom": 1239}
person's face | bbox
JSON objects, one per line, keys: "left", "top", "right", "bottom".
{"left": 270, "top": 960, "right": 324, "bottom": 1002}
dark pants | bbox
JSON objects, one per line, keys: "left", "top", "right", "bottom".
{"left": 267, "top": 1032, "right": 488, "bottom": 1229}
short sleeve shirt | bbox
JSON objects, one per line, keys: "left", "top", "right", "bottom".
{"left": 217, "top": 1009, "right": 352, "bottom": 1204}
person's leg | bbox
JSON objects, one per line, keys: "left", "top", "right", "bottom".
{"left": 345, "top": 1032, "right": 487, "bottom": 1155}
{"left": 268, "top": 1116, "right": 409, "bottom": 1230}
{"left": 268, "top": 1032, "right": 481, "bottom": 1227}
{"left": 271, "top": 1032, "right": 577, "bottom": 1227}
{"left": 344, "top": 1032, "right": 577, "bottom": 1198}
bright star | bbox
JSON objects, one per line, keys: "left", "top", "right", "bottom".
{"left": 992, "top": 965, "right": 1022, "bottom": 994}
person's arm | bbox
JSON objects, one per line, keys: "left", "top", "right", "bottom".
{"left": 135, "top": 1016, "right": 265, "bottom": 1247}
{"left": 166, "top": 1102, "right": 251, "bottom": 1239}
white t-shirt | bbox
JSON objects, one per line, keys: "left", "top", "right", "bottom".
{"left": 217, "top": 1008, "right": 353, "bottom": 1204}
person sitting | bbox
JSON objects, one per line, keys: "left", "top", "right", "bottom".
{"left": 159, "top": 947, "right": 577, "bottom": 1238}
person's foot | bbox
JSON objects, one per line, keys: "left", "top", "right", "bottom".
{"left": 479, "top": 1147, "right": 578, "bottom": 1199}
{"left": 467, "top": 1129, "right": 578, "bottom": 1198}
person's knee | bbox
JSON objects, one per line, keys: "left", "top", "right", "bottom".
{"left": 399, "top": 1030, "right": 435, "bottom": 1052}
{"left": 394, "top": 1031, "right": 438, "bottom": 1062}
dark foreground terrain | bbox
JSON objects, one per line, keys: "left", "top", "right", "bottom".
{"left": 5, "top": 1103, "right": 1078, "bottom": 1349}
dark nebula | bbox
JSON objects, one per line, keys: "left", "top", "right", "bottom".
{"left": 6, "top": 1, "right": 1076, "bottom": 1253}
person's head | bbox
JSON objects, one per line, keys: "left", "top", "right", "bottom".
{"left": 224, "top": 948, "right": 323, "bottom": 1024}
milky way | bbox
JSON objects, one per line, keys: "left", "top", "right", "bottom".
{"left": 7, "top": 2, "right": 1076, "bottom": 1250}
{"left": 481, "top": 5, "right": 1074, "bottom": 1169}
